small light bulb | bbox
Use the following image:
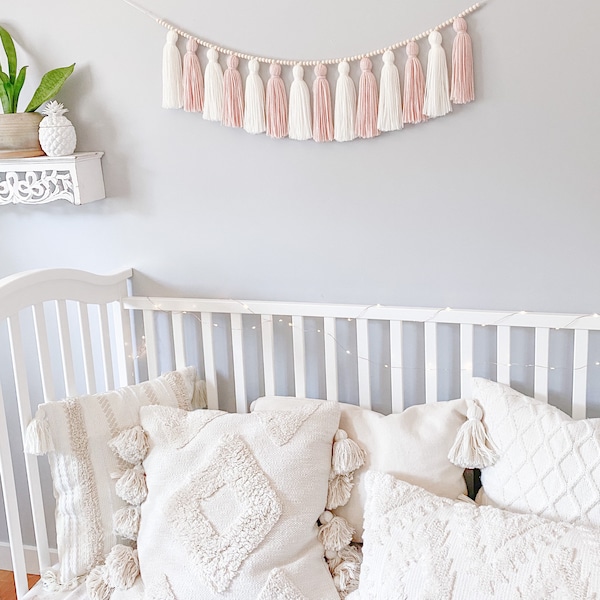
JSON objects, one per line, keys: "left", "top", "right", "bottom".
{"left": 346, "top": 350, "right": 351, "bottom": 355}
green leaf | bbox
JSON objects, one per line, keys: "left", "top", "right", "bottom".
{"left": 12, "top": 65, "right": 26, "bottom": 112}
{"left": 0, "top": 26, "right": 17, "bottom": 82}
{"left": 0, "top": 82, "right": 10, "bottom": 114}
{"left": 25, "top": 63, "right": 74, "bottom": 112}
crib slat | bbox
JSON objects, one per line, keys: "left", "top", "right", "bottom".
{"left": 171, "top": 312, "right": 187, "bottom": 371}
{"left": 292, "top": 315, "right": 306, "bottom": 398}
{"left": 231, "top": 313, "right": 247, "bottom": 413}
{"left": 390, "top": 320, "right": 404, "bottom": 413}
{"left": 534, "top": 327, "right": 550, "bottom": 403}
{"left": 32, "top": 304, "right": 56, "bottom": 402}
{"left": 497, "top": 326, "right": 511, "bottom": 385}
{"left": 77, "top": 303, "right": 97, "bottom": 394}
{"left": 200, "top": 313, "right": 219, "bottom": 409}
{"left": 572, "top": 329, "right": 589, "bottom": 419}
{"left": 142, "top": 309, "right": 158, "bottom": 382}
{"left": 460, "top": 324, "right": 474, "bottom": 399}
{"left": 324, "top": 317, "right": 338, "bottom": 402}
{"left": 112, "top": 301, "right": 134, "bottom": 388}
{"left": 0, "top": 384, "right": 28, "bottom": 599}
{"left": 7, "top": 315, "right": 51, "bottom": 573}
{"left": 261, "top": 315, "right": 276, "bottom": 397}
{"left": 424, "top": 322, "right": 437, "bottom": 404}
{"left": 56, "top": 300, "right": 77, "bottom": 397}
{"left": 356, "top": 319, "right": 371, "bottom": 410}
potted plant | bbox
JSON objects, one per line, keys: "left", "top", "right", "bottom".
{"left": 0, "top": 25, "right": 74, "bottom": 158}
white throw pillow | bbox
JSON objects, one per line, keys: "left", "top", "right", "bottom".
{"left": 474, "top": 377, "right": 600, "bottom": 528}
{"left": 137, "top": 399, "right": 341, "bottom": 600}
{"left": 354, "top": 471, "right": 600, "bottom": 600}
{"left": 26, "top": 367, "right": 203, "bottom": 589}
{"left": 252, "top": 397, "right": 469, "bottom": 541}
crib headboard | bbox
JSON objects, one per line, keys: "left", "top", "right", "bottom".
{"left": 1, "top": 267, "right": 599, "bottom": 598}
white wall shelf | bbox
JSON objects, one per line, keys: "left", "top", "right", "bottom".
{"left": 0, "top": 151, "right": 105, "bottom": 206}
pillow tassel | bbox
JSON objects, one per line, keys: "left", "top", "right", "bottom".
{"left": 109, "top": 425, "right": 149, "bottom": 465}
{"left": 24, "top": 413, "right": 54, "bottom": 455}
{"left": 423, "top": 30, "right": 452, "bottom": 118}
{"left": 332, "top": 429, "right": 366, "bottom": 475}
{"left": 203, "top": 48, "right": 224, "bottom": 122}
{"left": 333, "top": 61, "right": 357, "bottom": 142}
{"left": 312, "top": 63, "right": 334, "bottom": 142}
{"left": 162, "top": 30, "right": 183, "bottom": 110}
{"left": 115, "top": 465, "right": 148, "bottom": 506}
{"left": 113, "top": 505, "right": 141, "bottom": 541}
{"left": 377, "top": 50, "right": 403, "bottom": 133}
{"left": 243, "top": 59, "right": 266, "bottom": 135}
{"left": 222, "top": 55, "right": 244, "bottom": 128}
{"left": 448, "top": 399, "right": 499, "bottom": 469}
{"left": 288, "top": 65, "right": 312, "bottom": 141}
{"left": 105, "top": 545, "right": 139, "bottom": 590}
{"left": 451, "top": 17, "right": 475, "bottom": 104}
{"left": 182, "top": 38, "right": 204, "bottom": 112}
{"left": 318, "top": 511, "right": 355, "bottom": 552}
{"left": 356, "top": 57, "right": 379, "bottom": 139}
{"left": 266, "top": 63, "right": 288, "bottom": 139}
{"left": 86, "top": 565, "right": 113, "bottom": 600}
{"left": 326, "top": 472, "right": 354, "bottom": 510}
{"left": 403, "top": 41, "right": 427, "bottom": 125}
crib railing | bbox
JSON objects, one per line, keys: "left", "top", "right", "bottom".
{"left": 0, "top": 268, "right": 599, "bottom": 598}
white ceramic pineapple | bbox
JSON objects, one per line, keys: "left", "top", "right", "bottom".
{"left": 39, "top": 101, "right": 77, "bottom": 156}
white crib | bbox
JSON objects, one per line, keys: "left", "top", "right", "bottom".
{"left": 0, "top": 267, "right": 598, "bottom": 598}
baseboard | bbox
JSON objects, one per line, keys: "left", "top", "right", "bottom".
{"left": 0, "top": 542, "right": 58, "bottom": 574}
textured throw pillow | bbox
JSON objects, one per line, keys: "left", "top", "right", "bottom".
{"left": 137, "top": 399, "right": 341, "bottom": 600}
{"left": 351, "top": 471, "right": 600, "bottom": 600}
{"left": 473, "top": 377, "right": 600, "bottom": 528}
{"left": 25, "top": 366, "right": 204, "bottom": 590}
{"left": 253, "top": 397, "right": 470, "bottom": 541}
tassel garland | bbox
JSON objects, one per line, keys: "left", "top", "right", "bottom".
{"left": 222, "top": 55, "right": 244, "bottom": 128}
{"left": 162, "top": 30, "right": 183, "bottom": 109}
{"left": 423, "top": 30, "right": 452, "bottom": 118}
{"left": 266, "top": 63, "right": 288, "bottom": 138}
{"left": 334, "top": 61, "right": 357, "bottom": 142}
{"left": 356, "top": 58, "right": 379, "bottom": 139}
{"left": 182, "top": 38, "right": 204, "bottom": 112}
{"left": 148, "top": 2, "right": 483, "bottom": 142}
{"left": 288, "top": 65, "right": 312, "bottom": 141}
{"left": 312, "top": 63, "right": 334, "bottom": 143}
{"left": 203, "top": 48, "right": 224, "bottom": 122}
{"left": 451, "top": 17, "right": 475, "bottom": 104}
{"left": 377, "top": 50, "right": 403, "bottom": 132}
{"left": 244, "top": 59, "right": 266, "bottom": 134}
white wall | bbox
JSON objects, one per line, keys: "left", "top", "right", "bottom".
{"left": 1, "top": 0, "right": 599, "bottom": 314}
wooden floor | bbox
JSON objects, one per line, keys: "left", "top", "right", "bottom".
{"left": 0, "top": 570, "right": 40, "bottom": 600}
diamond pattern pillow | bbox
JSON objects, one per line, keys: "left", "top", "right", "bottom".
{"left": 26, "top": 367, "right": 203, "bottom": 589}
{"left": 474, "top": 377, "right": 600, "bottom": 528}
{"left": 351, "top": 472, "right": 600, "bottom": 600}
{"left": 137, "top": 400, "right": 341, "bottom": 599}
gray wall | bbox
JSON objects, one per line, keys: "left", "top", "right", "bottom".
{"left": 1, "top": 0, "right": 599, "bottom": 312}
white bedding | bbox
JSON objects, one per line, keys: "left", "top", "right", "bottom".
{"left": 23, "top": 578, "right": 144, "bottom": 600}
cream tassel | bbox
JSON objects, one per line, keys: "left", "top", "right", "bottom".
{"left": 162, "top": 30, "right": 183, "bottom": 110}
{"left": 448, "top": 399, "right": 499, "bottom": 468}
{"left": 288, "top": 64, "right": 312, "bottom": 141}
{"left": 182, "top": 38, "right": 204, "bottom": 112}
{"left": 326, "top": 473, "right": 353, "bottom": 510}
{"left": 105, "top": 545, "right": 139, "bottom": 590}
{"left": 318, "top": 511, "right": 354, "bottom": 552}
{"left": 114, "top": 465, "right": 147, "bottom": 506}
{"left": 332, "top": 429, "right": 365, "bottom": 475}
{"left": 243, "top": 59, "right": 266, "bottom": 134}
{"left": 203, "top": 48, "right": 224, "bottom": 122}
{"left": 109, "top": 425, "right": 148, "bottom": 465}
{"left": 86, "top": 566, "right": 113, "bottom": 600}
{"left": 113, "top": 505, "right": 141, "bottom": 541}
{"left": 423, "top": 30, "right": 452, "bottom": 118}
{"left": 24, "top": 412, "right": 54, "bottom": 455}
{"left": 334, "top": 61, "right": 357, "bottom": 142}
{"left": 377, "top": 50, "right": 403, "bottom": 132}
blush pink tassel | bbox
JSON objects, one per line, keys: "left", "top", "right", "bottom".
{"left": 266, "top": 63, "right": 288, "bottom": 138}
{"left": 451, "top": 17, "right": 474, "bottom": 104}
{"left": 182, "top": 39, "right": 204, "bottom": 112}
{"left": 222, "top": 55, "right": 244, "bottom": 128}
{"left": 403, "top": 41, "right": 427, "bottom": 125}
{"left": 312, "top": 63, "right": 334, "bottom": 142}
{"left": 356, "top": 57, "right": 379, "bottom": 139}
